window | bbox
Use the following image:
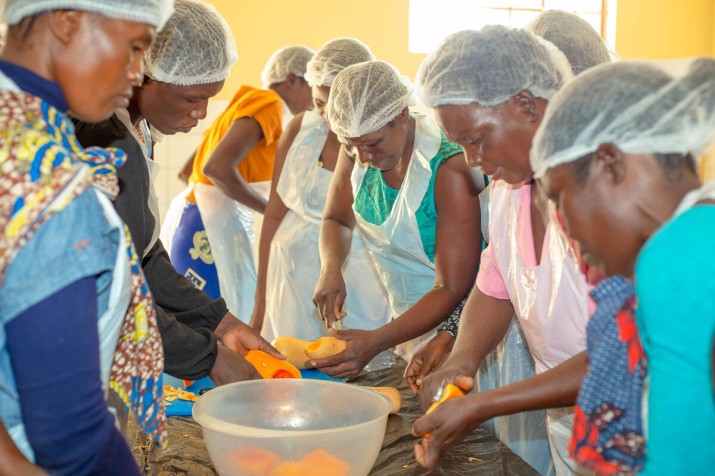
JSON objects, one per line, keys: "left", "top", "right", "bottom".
{"left": 408, "top": 0, "right": 616, "bottom": 54}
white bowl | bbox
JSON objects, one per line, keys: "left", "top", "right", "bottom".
{"left": 193, "top": 379, "right": 390, "bottom": 475}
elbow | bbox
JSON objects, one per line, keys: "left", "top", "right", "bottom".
{"left": 202, "top": 160, "right": 221, "bottom": 184}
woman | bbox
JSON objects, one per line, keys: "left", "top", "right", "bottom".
{"left": 411, "top": 27, "right": 592, "bottom": 475}
{"left": 533, "top": 58, "right": 715, "bottom": 475}
{"left": 0, "top": 0, "right": 172, "bottom": 474}
{"left": 74, "top": 0, "right": 274, "bottom": 386}
{"left": 312, "top": 60, "right": 483, "bottom": 379}
{"left": 160, "top": 45, "right": 314, "bottom": 319}
{"left": 250, "top": 38, "right": 391, "bottom": 342}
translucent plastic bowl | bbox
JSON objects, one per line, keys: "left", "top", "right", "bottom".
{"left": 193, "top": 379, "right": 391, "bottom": 476}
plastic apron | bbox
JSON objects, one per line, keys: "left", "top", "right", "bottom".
{"left": 192, "top": 181, "right": 263, "bottom": 321}
{"left": 262, "top": 111, "right": 391, "bottom": 342}
{"left": 470, "top": 181, "right": 555, "bottom": 476}
{"left": 487, "top": 180, "right": 590, "bottom": 476}
{"left": 350, "top": 115, "right": 441, "bottom": 362}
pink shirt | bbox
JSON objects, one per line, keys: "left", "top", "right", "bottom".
{"left": 476, "top": 181, "right": 590, "bottom": 374}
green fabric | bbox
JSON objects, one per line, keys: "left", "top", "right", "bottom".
{"left": 354, "top": 134, "right": 462, "bottom": 263}
{"left": 635, "top": 205, "right": 715, "bottom": 475}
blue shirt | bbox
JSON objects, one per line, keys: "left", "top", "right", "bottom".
{"left": 635, "top": 204, "right": 715, "bottom": 475}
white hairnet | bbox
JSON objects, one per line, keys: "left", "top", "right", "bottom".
{"left": 327, "top": 60, "right": 414, "bottom": 140}
{"left": 526, "top": 10, "right": 611, "bottom": 76}
{"left": 531, "top": 58, "right": 715, "bottom": 178}
{"left": 260, "top": 45, "right": 314, "bottom": 88}
{"left": 144, "top": 0, "right": 237, "bottom": 86}
{"left": 3, "top": 0, "right": 174, "bottom": 29}
{"left": 305, "top": 37, "right": 374, "bottom": 88}
{"left": 415, "top": 26, "right": 572, "bottom": 108}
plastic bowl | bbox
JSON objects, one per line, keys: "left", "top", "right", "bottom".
{"left": 193, "top": 379, "right": 391, "bottom": 476}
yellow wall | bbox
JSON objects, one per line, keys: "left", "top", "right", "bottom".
{"left": 207, "top": 0, "right": 424, "bottom": 100}
{"left": 207, "top": 0, "right": 715, "bottom": 100}
{"left": 615, "top": 0, "right": 714, "bottom": 59}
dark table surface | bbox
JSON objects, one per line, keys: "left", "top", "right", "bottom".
{"left": 128, "top": 352, "right": 539, "bottom": 476}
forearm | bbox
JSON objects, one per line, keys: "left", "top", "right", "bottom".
{"left": 318, "top": 218, "right": 353, "bottom": 271}
{"left": 446, "top": 289, "right": 515, "bottom": 377}
{"left": 376, "top": 286, "right": 466, "bottom": 351}
{"left": 474, "top": 351, "right": 587, "bottom": 419}
{"left": 205, "top": 167, "right": 267, "bottom": 213}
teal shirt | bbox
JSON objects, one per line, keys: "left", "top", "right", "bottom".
{"left": 354, "top": 134, "right": 462, "bottom": 263}
{"left": 635, "top": 205, "right": 715, "bottom": 475}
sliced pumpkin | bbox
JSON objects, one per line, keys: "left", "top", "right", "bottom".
{"left": 425, "top": 383, "right": 464, "bottom": 438}
{"left": 370, "top": 386, "right": 402, "bottom": 414}
{"left": 244, "top": 349, "right": 302, "bottom": 379}
{"left": 303, "top": 337, "right": 347, "bottom": 360}
{"left": 228, "top": 447, "right": 281, "bottom": 475}
{"left": 271, "top": 336, "right": 312, "bottom": 369}
{"left": 300, "top": 449, "right": 349, "bottom": 476}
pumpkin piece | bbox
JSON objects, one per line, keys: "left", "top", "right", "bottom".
{"left": 244, "top": 349, "right": 302, "bottom": 379}
{"left": 228, "top": 447, "right": 281, "bottom": 476}
{"left": 303, "top": 337, "right": 347, "bottom": 360}
{"left": 268, "top": 461, "right": 324, "bottom": 476}
{"left": 424, "top": 383, "right": 464, "bottom": 438}
{"left": 426, "top": 383, "right": 464, "bottom": 414}
{"left": 183, "top": 379, "right": 193, "bottom": 389}
{"left": 271, "top": 336, "right": 312, "bottom": 369}
{"left": 300, "top": 449, "right": 350, "bottom": 476}
{"left": 370, "top": 387, "right": 402, "bottom": 414}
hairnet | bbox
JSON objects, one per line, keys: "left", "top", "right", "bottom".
{"left": 531, "top": 58, "right": 715, "bottom": 178}
{"left": 144, "top": 0, "right": 237, "bottom": 86}
{"left": 260, "top": 45, "right": 314, "bottom": 88}
{"left": 3, "top": 0, "right": 174, "bottom": 29}
{"left": 305, "top": 37, "right": 374, "bottom": 88}
{"left": 415, "top": 26, "right": 572, "bottom": 109}
{"left": 526, "top": 10, "right": 611, "bottom": 76}
{"left": 327, "top": 60, "right": 414, "bottom": 140}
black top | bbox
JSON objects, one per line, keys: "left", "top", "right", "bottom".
{"left": 75, "top": 115, "right": 227, "bottom": 379}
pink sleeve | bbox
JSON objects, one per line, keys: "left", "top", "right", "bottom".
{"left": 476, "top": 243, "right": 510, "bottom": 300}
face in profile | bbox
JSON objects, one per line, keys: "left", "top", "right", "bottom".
{"left": 57, "top": 12, "right": 156, "bottom": 122}
{"left": 340, "top": 108, "right": 411, "bottom": 172}
{"left": 539, "top": 151, "right": 647, "bottom": 277}
{"left": 137, "top": 79, "right": 224, "bottom": 135}
{"left": 312, "top": 85, "right": 331, "bottom": 124}
{"left": 435, "top": 93, "right": 543, "bottom": 184}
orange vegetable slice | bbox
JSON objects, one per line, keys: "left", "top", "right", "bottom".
{"left": 300, "top": 449, "right": 349, "bottom": 476}
{"left": 228, "top": 447, "right": 281, "bottom": 476}
{"left": 303, "top": 337, "right": 347, "bottom": 360}
{"left": 244, "top": 349, "right": 302, "bottom": 379}
{"left": 268, "top": 461, "right": 324, "bottom": 476}
{"left": 426, "top": 383, "right": 464, "bottom": 414}
{"left": 425, "top": 384, "right": 464, "bottom": 438}
{"left": 183, "top": 379, "right": 193, "bottom": 389}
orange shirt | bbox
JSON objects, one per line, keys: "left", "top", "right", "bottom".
{"left": 190, "top": 85, "right": 283, "bottom": 186}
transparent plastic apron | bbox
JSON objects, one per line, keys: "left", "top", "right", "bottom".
{"left": 349, "top": 115, "right": 440, "bottom": 361}
{"left": 263, "top": 111, "right": 390, "bottom": 341}
{"left": 193, "top": 182, "right": 262, "bottom": 320}
{"left": 488, "top": 181, "right": 589, "bottom": 475}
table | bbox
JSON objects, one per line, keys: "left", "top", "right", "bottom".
{"left": 129, "top": 352, "right": 539, "bottom": 476}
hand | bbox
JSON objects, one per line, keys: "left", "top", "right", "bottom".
{"left": 309, "top": 328, "right": 381, "bottom": 380}
{"left": 419, "top": 361, "right": 476, "bottom": 411}
{"left": 214, "top": 312, "right": 284, "bottom": 359}
{"left": 405, "top": 331, "right": 455, "bottom": 395}
{"left": 209, "top": 343, "right": 262, "bottom": 385}
{"left": 412, "top": 377, "right": 482, "bottom": 472}
{"left": 0, "top": 422, "right": 47, "bottom": 476}
{"left": 313, "top": 266, "right": 347, "bottom": 329}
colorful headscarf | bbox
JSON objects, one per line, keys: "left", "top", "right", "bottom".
{"left": 571, "top": 275, "right": 646, "bottom": 475}
{"left": 0, "top": 89, "right": 167, "bottom": 446}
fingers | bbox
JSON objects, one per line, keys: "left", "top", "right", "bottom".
{"left": 257, "top": 337, "right": 285, "bottom": 359}
{"left": 405, "top": 356, "right": 424, "bottom": 395}
{"left": 333, "top": 292, "right": 346, "bottom": 321}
